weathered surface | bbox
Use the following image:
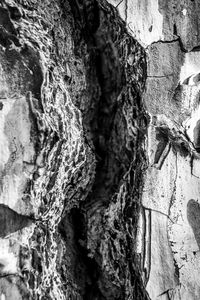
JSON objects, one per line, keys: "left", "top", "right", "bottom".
{"left": 0, "top": 0, "right": 149, "bottom": 299}
{"left": 106, "top": 0, "right": 200, "bottom": 299}
{"left": 107, "top": 0, "right": 164, "bottom": 46}
{"left": 1, "top": 0, "right": 200, "bottom": 299}
{"left": 116, "top": 0, "right": 200, "bottom": 299}
{"left": 108, "top": 0, "right": 200, "bottom": 50}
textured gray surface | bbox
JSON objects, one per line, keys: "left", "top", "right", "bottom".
{"left": 1, "top": 0, "right": 200, "bottom": 299}
{"left": 0, "top": 0, "right": 149, "bottom": 299}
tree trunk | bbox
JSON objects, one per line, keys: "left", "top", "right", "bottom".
{"left": 0, "top": 0, "right": 199, "bottom": 299}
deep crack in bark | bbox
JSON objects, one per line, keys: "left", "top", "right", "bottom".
{"left": 59, "top": 0, "right": 150, "bottom": 299}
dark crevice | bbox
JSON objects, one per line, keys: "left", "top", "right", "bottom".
{"left": 58, "top": 207, "right": 105, "bottom": 299}
{"left": 173, "top": 23, "right": 177, "bottom": 36}
{"left": 158, "top": 289, "right": 171, "bottom": 298}
{"left": 149, "top": 38, "right": 179, "bottom": 46}
{"left": 7, "top": 4, "right": 23, "bottom": 20}
{"left": 173, "top": 258, "right": 180, "bottom": 283}
{"left": 0, "top": 274, "right": 20, "bottom": 278}
{"left": 154, "top": 129, "right": 169, "bottom": 164}
{"left": 190, "top": 45, "right": 200, "bottom": 51}
{"left": 58, "top": 0, "right": 149, "bottom": 299}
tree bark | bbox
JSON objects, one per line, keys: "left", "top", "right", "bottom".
{"left": 0, "top": 0, "right": 199, "bottom": 299}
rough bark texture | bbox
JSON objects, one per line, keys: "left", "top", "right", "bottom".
{"left": 1, "top": 0, "right": 200, "bottom": 300}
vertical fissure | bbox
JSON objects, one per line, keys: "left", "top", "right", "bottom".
{"left": 62, "top": 0, "right": 151, "bottom": 299}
